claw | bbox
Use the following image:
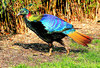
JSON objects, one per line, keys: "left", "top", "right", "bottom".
{"left": 41, "top": 53, "right": 51, "bottom": 56}
{"left": 65, "top": 47, "right": 70, "bottom": 55}
{"left": 49, "top": 48, "right": 53, "bottom": 55}
{"left": 66, "top": 49, "right": 69, "bottom": 55}
{"left": 41, "top": 48, "right": 53, "bottom": 56}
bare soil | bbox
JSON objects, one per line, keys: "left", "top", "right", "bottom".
{"left": 0, "top": 20, "right": 100, "bottom": 68}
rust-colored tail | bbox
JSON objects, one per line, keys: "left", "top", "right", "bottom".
{"left": 68, "top": 31, "right": 93, "bottom": 46}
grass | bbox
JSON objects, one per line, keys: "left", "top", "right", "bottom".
{"left": 12, "top": 39, "right": 100, "bottom": 68}
{"left": 12, "top": 64, "right": 33, "bottom": 68}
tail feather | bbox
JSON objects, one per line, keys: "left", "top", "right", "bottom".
{"left": 73, "top": 32, "right": 91, "bottom": 44}
{"left": 68, "top": 31, "right": 93, "bottom": 46}
{"left": 69, "top": 34, "right": 87, "bottom": 46}
{"left": 76, "top": 32, "right": 93, "bottom": 40}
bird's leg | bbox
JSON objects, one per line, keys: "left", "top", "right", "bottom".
{"left": 48, "top": 43, "right": 53, "bottom": 56}
{"left": 41, "top": 43, "right": 53, "bottom": 56}
{"left": 58, "top": 40, "right": 70, "bottom": 55}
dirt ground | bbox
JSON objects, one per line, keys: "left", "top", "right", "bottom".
{"left": 0, "top": 20, "right": 100, "bottom": 68}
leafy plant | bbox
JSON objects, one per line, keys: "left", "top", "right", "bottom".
{"left": 0, "top": 0, "right": 98, "bottom": 35}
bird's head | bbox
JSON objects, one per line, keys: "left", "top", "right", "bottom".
{"left": 17, "top": 8, "right": 29, "bottom": 16}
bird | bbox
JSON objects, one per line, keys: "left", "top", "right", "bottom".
{"left": 17, "top": 8, "right": 93, "bottom": 56}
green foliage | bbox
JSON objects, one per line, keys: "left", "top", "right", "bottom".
{"left": 92, "top": 39, "right": 100, "bottom": 45}
{"left": 0, "top": 0, "right": 98, "bottom": 35}
{"left": 89, "top": 3, "right": 97, "bottom": 8}
{"left": 12, "top": 64, "right": 33, "bottom": 68}
{"left": 90, "top": 0, "right": 94, "bottom": 3}
{"left": 12, "top": 0, "right": 16, "bottom": 2}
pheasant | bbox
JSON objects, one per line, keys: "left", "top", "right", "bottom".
{"left": 17, "top": 8, "right": 92, "bottom": 56}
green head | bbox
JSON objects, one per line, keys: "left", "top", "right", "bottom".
{"left": 17, "top": 8, "right": 29, "bottom": 16}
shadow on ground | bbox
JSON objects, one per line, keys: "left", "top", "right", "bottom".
{"left": 14, "top": 43, "right": 88, "bottom": 53}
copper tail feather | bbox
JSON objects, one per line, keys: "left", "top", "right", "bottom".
{"left": 68, "top": 31, "right": 93, "bottom": 46}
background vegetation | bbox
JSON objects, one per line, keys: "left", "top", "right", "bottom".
{"left": 0, "top": 0, "right": 100, "bottom": 35}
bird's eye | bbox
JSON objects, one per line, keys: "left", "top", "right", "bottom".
{"left": 20, "top": 11, "right": 25, "bottom": 13}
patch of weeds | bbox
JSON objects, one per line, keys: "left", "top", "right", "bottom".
{"left": 35, "top": 51, "right": 100, "bottom": 68}
{"left": 70, "top": 42, "right": 88, "bottom": 53}
{"left": 54, "top": 54, "right": 61, "bottom": 58}
{"left": 70, "top": 42, "right": 79, "bottom": 48}
{"left": 27, "top": 56, "right": 34, "bottom": 61}
{"left": 54, "top": 54, "right": 63, "bottom": 61}
{"left": 69, "top": 42, "right": 86, "bottom": 49}
{"left": 8, "top": 61, "right": 13, "bottom": 66}
{"left": 92, "top": 39, "right": 100, "bottom": 45}
{"left": 37, "top": 58, "right": 41, "bottom": 62}
{"left": 12, "top": 64, "right": 33, "bottom": 68}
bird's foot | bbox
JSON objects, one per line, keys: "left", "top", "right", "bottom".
{"left": 41, "top": 48, "right": 53, "bottom": 56}
{"left": 65, "top": 47, "right": 70, "bottom": 55}
{"left": 66, "top": 49, "right": 69, "bottom": 55}
{"left": 41, "top": 52, "right": 52, "bottom": 56}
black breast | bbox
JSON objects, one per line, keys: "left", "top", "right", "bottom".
{"left": 24, "top": 17, "right": 66, "bottom": 43}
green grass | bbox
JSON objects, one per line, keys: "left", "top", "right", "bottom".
{"left": 92, "top": 39, "right": 100, "bottom": 45}
{"left": 12, "top": 39, "right": 100, "bottom": 68}
{"left": 12, "top": 64, "right": 33, "bottom": 68}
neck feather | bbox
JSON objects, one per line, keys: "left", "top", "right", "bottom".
{"left": 25, "top": 12, "right": 43, "bottom": 22}
{"left": 26, "top": 12, "right": 32, "bottom": 19}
